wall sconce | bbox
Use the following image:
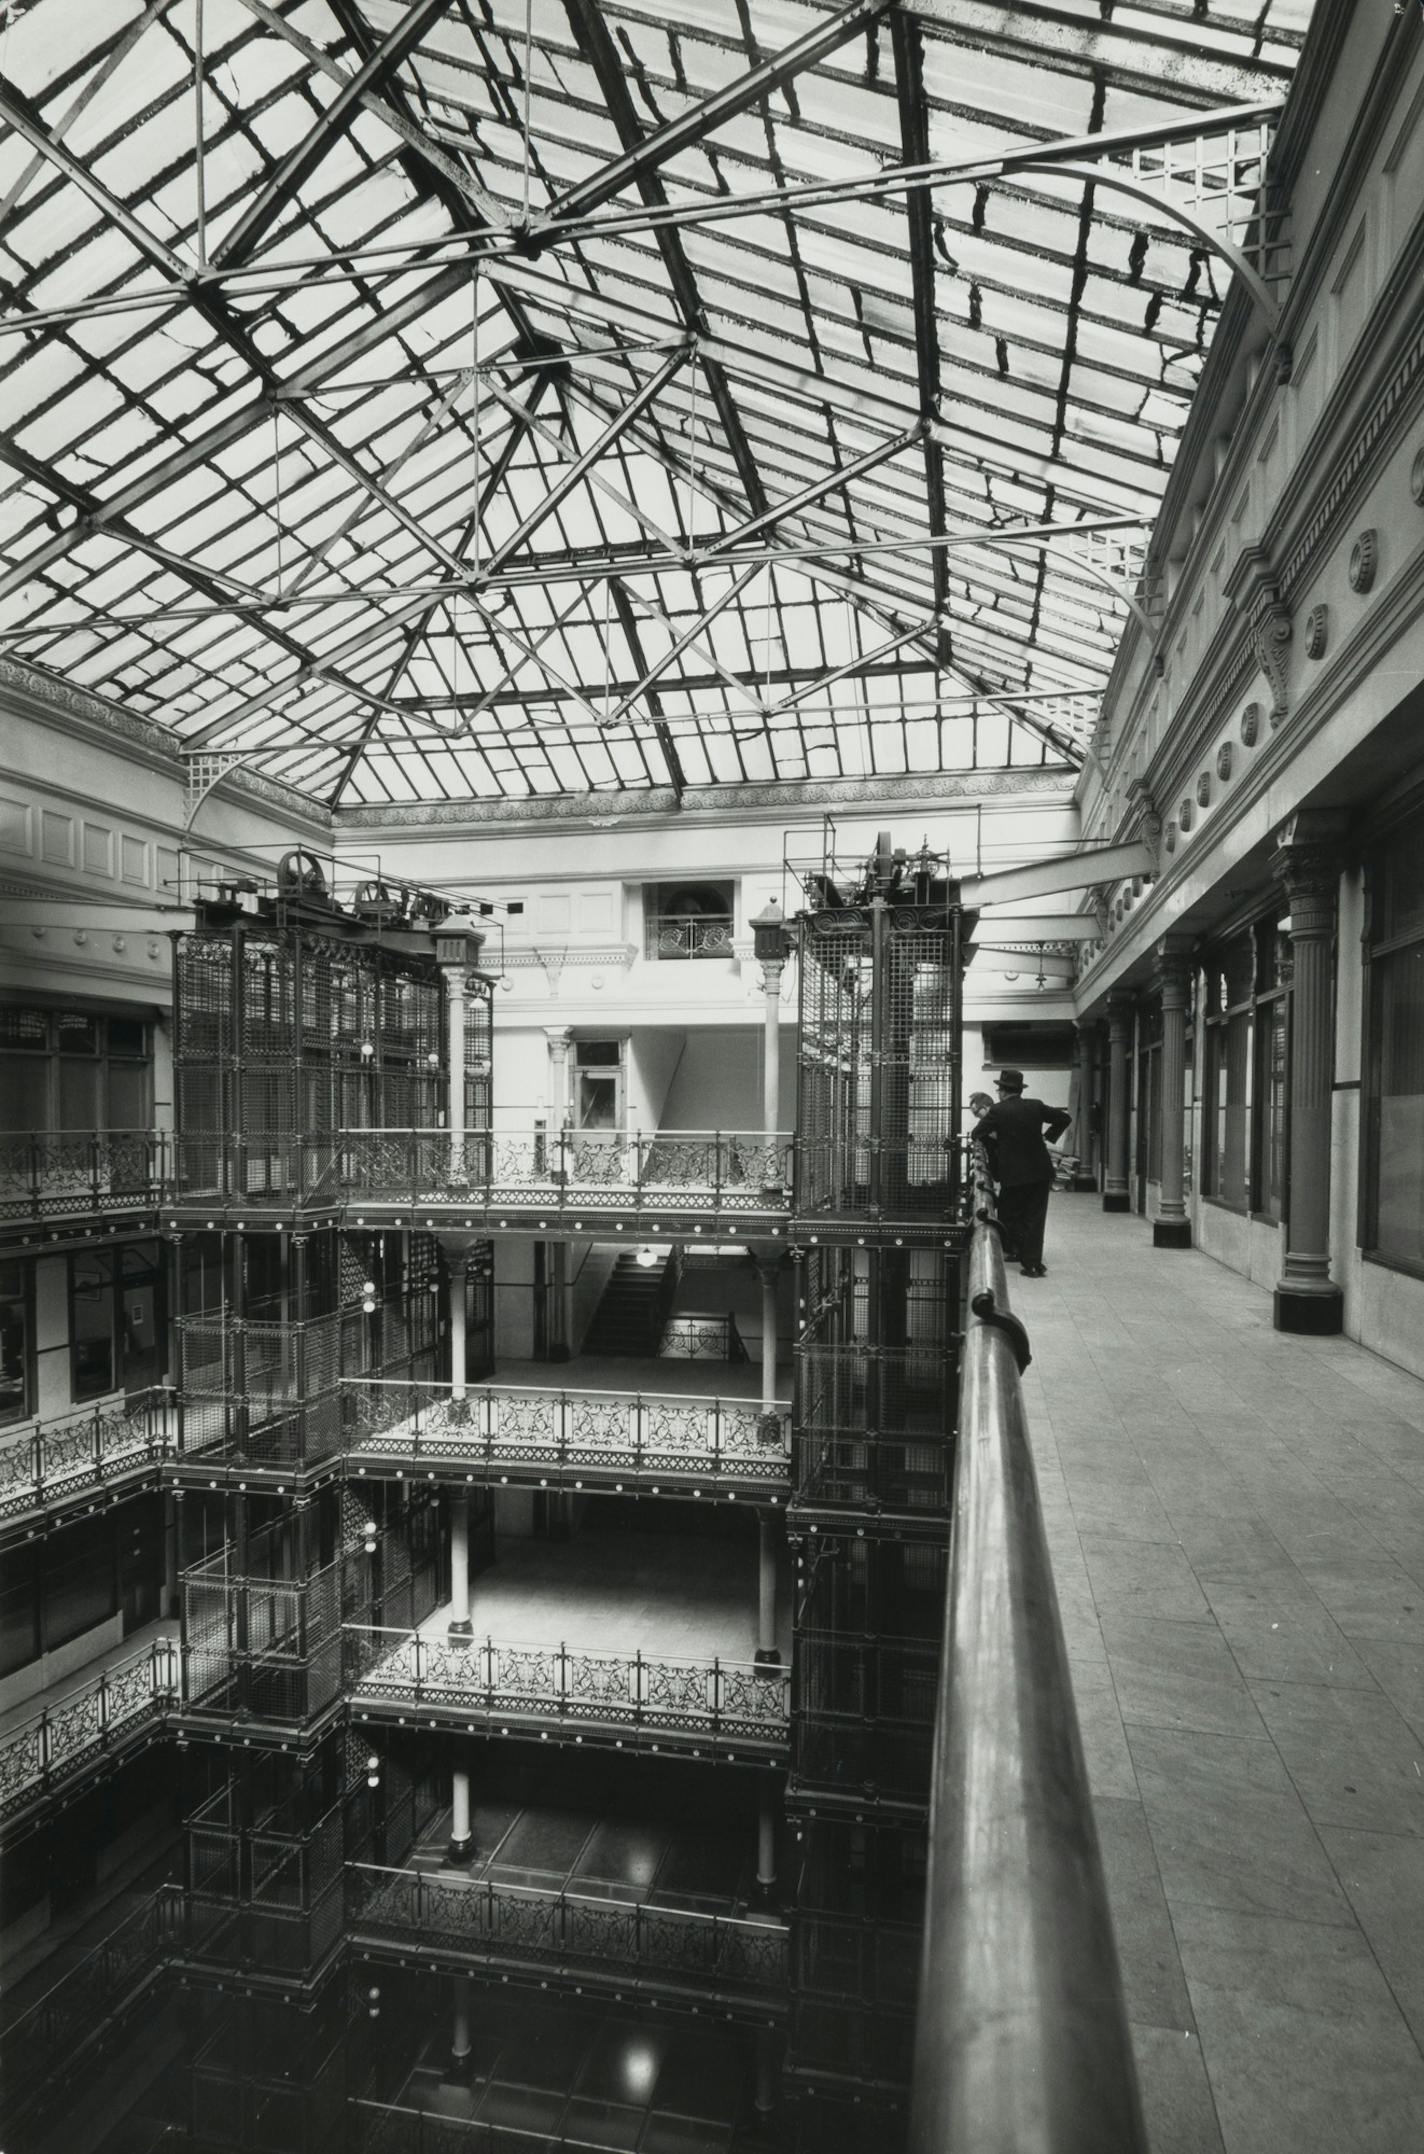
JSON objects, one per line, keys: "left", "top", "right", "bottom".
{"left": 636, "top": 1246, "right": 657, "bottom": 1268}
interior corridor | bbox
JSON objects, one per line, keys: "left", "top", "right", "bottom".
{"left": 1026, "top": 1196, "right": 1424, "bottom": 2154}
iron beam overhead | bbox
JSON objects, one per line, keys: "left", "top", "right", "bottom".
{"left": 483, "top": 347, "right": 689, "bottom": 576}
{"left": 561, "top": 0, "right": 770, "bottom": 523}
{"left": 970, "top": 915, "right": 1101, "bottom": 943}
{"left": 212, "top": 0, "right": 450, "bottom": 269}
{"left": 891, "top": 9, "right": 951, "bottom": 668}
{"left": 911, "top": 0, "right": 1297, "bottom": 103}
{"left": 959, "top": 842, "right": 1155, "bottom": 910}
{"left": 608, "top": 584, "right": 687, "bottom": 800}
{"left": 544, "top": 0, "right": 897, "bottom": 227}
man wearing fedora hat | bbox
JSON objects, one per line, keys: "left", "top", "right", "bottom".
{"left": 975, "top": 1069, "right": 1072, "bottom": 1279}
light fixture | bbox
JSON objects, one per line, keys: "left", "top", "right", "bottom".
{"left": 359, "top": 1040, "right": 374, "bottom": 1059}
{"left": 427, "top": 1051, "right": 440, "bottom": 1067}
{"left": 366, "top": 1753, "right": 380, "bottom": 1788}
{"left": 635, "top": 1246, "right": 657, "bottom": 1268}
{"left": 367, "top": 1985, "right": 381, "bottom": 2020}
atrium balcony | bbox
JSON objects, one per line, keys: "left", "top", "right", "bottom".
{"left": 0, "top": 1621, "right": 178, "bottom": 1831}
{"left": 347, "top": 1519, "right": 791, "bottom": 1763}
{"left": 0, "top": 1129, "right": 167, "bottom": 1240}
{"left": 343, "top": 1374, "right": 791, "bottom": 1501}
{"left": 162, "top": 1126, "right": 796, "bottom": 1236}
{"left": 0, "top": 1384, "right": 175, "bottom": 1534}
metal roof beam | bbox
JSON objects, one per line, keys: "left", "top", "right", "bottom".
{"left": 212, "top": 0, "right": 450, "bottom": 269}
{"left": 542, "top": 0, "right": 895, "bottom": 228}
{"left": 911, "top": 0, "right": 1296, "bottom": 105}
{"left": 560, "top": 0, "right": 770, "bottom": 520}
{"left": 607, "top": 585, "right": 687, "bottom": 800}
{"left": 891, "top": 9, "right": 951, "bottom": 669}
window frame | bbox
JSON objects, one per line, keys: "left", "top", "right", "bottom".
{"left": 1200, "top": 916, "right": 1288, "bottom": 1220}
{"left": 0, "top": 1006, "right": 153, "bottom": 1134}
{"left": 1361, "top": 812, "right": 1424, "bottom": 1279}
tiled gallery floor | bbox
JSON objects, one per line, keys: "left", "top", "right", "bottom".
{"left": 1021, "top": 1196, "right": 1424, "bottom": 2154}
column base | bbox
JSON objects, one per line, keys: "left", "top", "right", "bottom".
{"left": 447, "top": 1618, "right": 474, "bottom": 1644}
{"left": 1070, "top": 1172, "right": 1098, "bottom": 1193}
{"left": 751, "top": 1877, "right": 779, "bottom": 1910}
{"left": 1152, "top": 1218, "right": 1192, "bottom": 1249}
{"left": 1273, "top": 1283, "right": 1344, "bottom": 1335}
{"left": 1102, "top": 1190, "right": 1131, "bottom": 1213}
{"left": 446, "top": 1835, "right": 474, "bottom": 1866}
{"left": 753, "top": 1647, "right": 783, "bottom": 1669}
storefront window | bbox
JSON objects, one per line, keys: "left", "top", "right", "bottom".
{"left": 1366, "top": 822, "right": 1424, "bottom": 1270}
{"left": 1202, "top": 924, "right": 1285, "bottom": 1216}
{"left": 69, "top": 1242, "right": 163, "bottom": 1401}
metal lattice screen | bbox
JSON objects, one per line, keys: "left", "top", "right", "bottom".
{"left": 795, "top": 904, "right": 965, "bottom": 1221}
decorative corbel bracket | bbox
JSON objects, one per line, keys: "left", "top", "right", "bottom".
{"left": 1225, "top": 543, "right": 1292, "bottom": 728}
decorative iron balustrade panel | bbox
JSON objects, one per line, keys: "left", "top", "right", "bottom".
{"left": 717, "top": 1666, "right": 791, "bottom": 1738}
{"left": 486, "top": 1642, "right": 561, "bottom": 1712}
{"left": 659, "top": 1317, "right": 735, "bottom": 1360}
{"left": 564, "top": 1651, "right": 637, "bottom": 1723}
{"left": 640, "top": 1658, "right": 715, "bottom": 1728}
{"left": 0, "top": 1720, "right": 45, "bottom": 1812}
{"left": 0, "top": 1431, "right": 38, "bottom": 1518}
{"left": 647, "top": 914, "right": 736, "bottom": 960}
{"left": 0, "top": 1133, "right": 164, "bottom": 1220}
{"left": 487, "top": 1392, "right": 558, "bottom": 1457}
{"left": 347, "top": 1867, "right": 788, "bottom": 1995}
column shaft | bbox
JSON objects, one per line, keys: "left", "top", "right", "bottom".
{"left": 449, "top": 1255, "right": 468, "bottom": 1401}
{"left": 1072, "top": 1022, "right": 1098, "bottom": 1188}
{"left": 448, "top": 1491, "right": 473, "bottom": 1640}
{"left": 1103, "top": 998, "right": 1132, "bottom": 1212}
{"left": 448, "top": 1767, "right": 473, "bottom": 1864}
{"left": 755, "top": 1512, "right": 780, "bottom": 1667}
{"left": 1273, "top": 817, "right": 1347, "bottom": 1332}
{"left": 445, "top": 971, "right": 466, "bottom": 1180}
{"left": 756, "top": 1785, "right": 777, "bottom": 1893}
{"left": 1154, "top": 951, "right": 1192, "bottom": 1248}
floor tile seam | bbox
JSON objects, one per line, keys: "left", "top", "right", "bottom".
{"left": 1309, "top": 1826, "right": 1424, "bottom": 2070}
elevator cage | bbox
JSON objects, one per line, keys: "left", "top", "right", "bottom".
{"left": 176, "top": 1230, "right": 455, "bottom": 1469}
{"left": 794, "top": 894, "right": 969, "bottom": 1224}
{"left": 172, "top": 903, "right": 492, "bottom": 1201}
{"left": 793, "top": 1244, "right": 959, "bottom": 1515}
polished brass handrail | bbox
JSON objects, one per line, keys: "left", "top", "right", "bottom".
{"left": 909, "top": 1144, "right": 1147, "bottom": 2153}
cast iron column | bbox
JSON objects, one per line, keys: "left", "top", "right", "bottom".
{"left": 1153, "top": 942, "right": 1193, "bottom": 1249}
{"left": 755, "top": 1511, "right": 781, "bottom": 1667}
{"left": 448, "top": 1754, "right": 473, "bottom": 1866}
{"left": 754, "top": 1251, "right": 782, "bottom": 1444}
{"left": 1103, "top": 994, "right": 1133, "bottom": 1212}
{"left": 752, "top": 901, "right": 793, "bottom": 1183}
{"left": 436, "top": 930, "right": 485, "bottom": 1184}
{"left": 1272, "top": 811, "right": 1347, "bottom": 1334}
{"left": 1073, "top": 1019, "right": 1099, "bottom": 1189}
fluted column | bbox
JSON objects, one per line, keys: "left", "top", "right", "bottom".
{"left": 1153, "top": 941, "right": 1193, "bottom": 1248}
{"left": 1072, "top": 1019, "right": 1099, "bottom": 1189}
{"left": 1272, "top": 811, "right": 1347, "bottom": 1334}
{"left": 544, "top": 1026, "right": 573, "bottom": 1124}
{"left": 1102, "top": 995, "right": 1133, "bottom": 1212}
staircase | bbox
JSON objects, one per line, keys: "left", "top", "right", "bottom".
{"left": 582, "top": 1251, "right": 675, "bottom": 1357}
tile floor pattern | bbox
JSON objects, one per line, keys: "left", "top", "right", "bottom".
{"left": 1022, "top": 1196, "right": 1424, "bottom": 2154}
{"left": 429, "top": 1525, "right": 793, "bottom": 1664}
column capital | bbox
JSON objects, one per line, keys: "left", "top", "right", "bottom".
{"left": 435, "top": 929, "right": 485, "bottom": 970}
{"left": 1153, "top": 935, "right": 1194, "bottom": 1005}
{"left": 1271, "top": 809, "right": 1348, "bottom": 928}
{"left": 543, "top": 1025, "right": 573, "bottom": 1056}
{"left": 751, "top": 900, "right": 793, "bottom": 966}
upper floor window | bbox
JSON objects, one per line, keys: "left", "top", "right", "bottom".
{"left": 644, "top": 883, "right": 735, "bottom": 960}
{"left": 0, "top": 1005, "right": 152, "bottom": 1132}
{"left": 0, "top": 1259, "right": 31, "bottom": 1428}
{"left": 1364, "top": 817, "right": 1424, "bottom": 1273}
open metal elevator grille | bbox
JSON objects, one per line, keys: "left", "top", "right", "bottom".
{"left": 795, "top": 905, "right": 965, "bottom": 1222}
{"left": 172, "top": 920, "right": 492, "bottom": 1202}
{"left": 175, "top": 1229, "right": 447, "bottom": 1470}
{"left": 795, "top": 1244, "right": 958, "bottom": 1515}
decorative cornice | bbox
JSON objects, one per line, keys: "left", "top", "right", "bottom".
{"left": 0, "top": 656, "right": 330, "bottom": 834}
{"left": 335, "top": 766, "right": 1073, "bottom": 832}
{"left": 501, "top": 945, "right": 638, "bottom": 968}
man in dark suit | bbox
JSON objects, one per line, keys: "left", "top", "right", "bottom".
{"left": 975, "top": 1069, "right": 1072, "bottom": 1278}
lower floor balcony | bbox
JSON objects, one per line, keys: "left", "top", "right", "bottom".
{"left": 0, "top": 1619, "right": 178, "bottom": 1826}
{"left": 344, "top": 1369, "right": 790, "bottom": 1501}
{"left": 347, "top": 1523, "right": 792, "bottom": 1761}
{"left": 349, "top": 1800, "right": 788, "bottom": 2010}
{"left": 0, "top": 1385, "right": 176, "bottom": 1532}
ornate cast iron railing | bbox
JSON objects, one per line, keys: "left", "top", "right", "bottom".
{"left": 0, "top": 1385, "right": 176, "bottom": 1521}
{"left": 0, "top": 1129, "right": 168, "bottom": 1221}
{"left": 645, "top": 912, "right": 736, "bottom": 960}
{"left": 908, "top": 1147, "right": 1146, "bottom": 2153}
{"left": 343, "top": 1378, "right": 788, "bottom": 1487}
{"left": 0, "top": 1887, "right": 179, "bottom": 2121}
{"left": 657, "top": 1313, "right": 749, "bottom": 1362}
{"left": 0, "top": 1634, "right": 179, "bottom": 1819}
{"left": 167, "top": 1127, "right": 794, "bottom": 1212}
{"left": 346, "top": 1862, "right": 789, "bottom": 1994}
{"left": 344, "top": 1624, "right": 789, "bottom": 1746}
